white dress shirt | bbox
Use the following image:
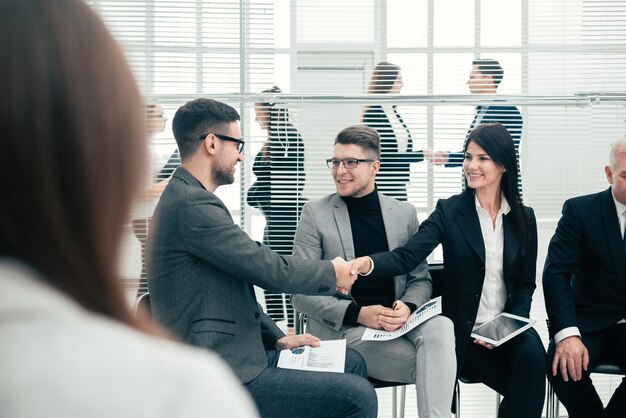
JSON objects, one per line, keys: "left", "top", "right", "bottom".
{"left": 382, "top": 105, "right": 410, "bottom": 152}
{"left": 474, "top": 194, "right": 511, "bottom": 327}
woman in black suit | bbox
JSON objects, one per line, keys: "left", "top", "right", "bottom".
{"left": 248, "top": 86, "right": 306, "bottom": 325}
{"left": 353, "top": 123, "right": 545, "bottom": 417}
{"left": 362, "top": 61, "right": 425, "bottom": 201}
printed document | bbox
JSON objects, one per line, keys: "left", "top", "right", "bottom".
{"left": 277, "top": 339, "right": 346, "bottom": 373}
{"left": 361, "top": 296, "right": 442, "bottom": 341}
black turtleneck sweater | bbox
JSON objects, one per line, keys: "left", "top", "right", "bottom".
{"left": 341, "top": 189, "right": 396, "bottom": 325}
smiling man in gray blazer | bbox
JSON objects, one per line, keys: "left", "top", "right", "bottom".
{"left": 147, "top": 99, "right": 376, "bottom": 418}
{"left": 292, "top": 125, "right": 456, "bottom": 418}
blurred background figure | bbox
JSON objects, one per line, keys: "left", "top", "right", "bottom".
{"left": 425, "top": 59, "right": 523, "bottom": 192}
{"left": 0, "top": 1, "right": 258, "bottom": 416}
{"left": 248, "top": 86, "right": 306, "bottom": 327}
{"left": 132, "top": 103, "right": 174, "bottom": 297}
{"left": 361, "top": 61, "right": 425, "bottom": 201}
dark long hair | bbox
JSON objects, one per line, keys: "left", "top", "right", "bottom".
{"left": 464, "top": 123, "right": 529, "bottom": 251}
{"left": 0, "top": 0, "right": 152, "bottom": 330}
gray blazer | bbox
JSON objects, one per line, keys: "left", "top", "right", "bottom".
{"left": 147, "top": 167, "right": 336, "bottom": 383}
{"left": 291, "top": 192, "right": 432, "bottom": 341}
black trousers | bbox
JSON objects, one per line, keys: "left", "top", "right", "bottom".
{"left": 461, "top": 328, "right": 546, "bottom": 418}
{"left": 547, "top": 323, "right": 626, "bottom": 418}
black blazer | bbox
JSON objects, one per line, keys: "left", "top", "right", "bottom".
{"left": 543, "top": 188, "right": 626, "bottom": 338}
{"left": 446, "top": 104, "right": 523, "bottom": 168}
{"left": 363, "top": 105, "right": 424, "bottom": 198}
{"left": 369, "top": 190, "right": 538, "bottom": 369}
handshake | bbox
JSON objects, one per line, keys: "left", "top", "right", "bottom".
{"left": 422, "top": 149, "right": 449, "bottom": 166}
{"left": 330, "top": 256, "right": 372, "bottom": 294}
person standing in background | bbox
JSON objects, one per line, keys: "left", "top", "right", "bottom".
{"left": 249, "top": 86, "right": 306, "bottom": 327}
{"left": 427, "top": 59, "right": 523, "bottom": 192}
{"left": 133, "top": 103, "right": 170, "bottom": 297}
{"left": 362, "top": 61, "right": 425, "bottom": 201}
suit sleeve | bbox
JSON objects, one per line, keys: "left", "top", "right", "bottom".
{"left": 446, "top": 106, "right": 523, "bottom": 168}
{"left": 259, "top": 304, "right": 285, "bottom": 347}
{"left": 399, "top": 205, "right": 433, "bottom": 307}
{"left": 542, "top": 200, "right": 583, "bottom": 337}
{"left": 178, "top": 195, "right": 336, "bottom": 295}
{"left": 291, "top": 203, "right": 352, "bottom": 332}
{"left": 505, "top": 207, "right": 538, "bottom": 318}
{"left": 370, "top": 200, "right": 446, "bottom": 278}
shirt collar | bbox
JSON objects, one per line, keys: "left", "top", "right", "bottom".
{"left": 474, "top": 193, "right": 511, "bottom": 216}
{"left": 611, "top": 189, "right": 626, "bottom": 220}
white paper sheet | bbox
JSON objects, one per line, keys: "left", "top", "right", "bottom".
{"left": 277, "top": 339, "right": 346, "bottom": 373}
{"left": 361, "top": 296, "right": 442, "bottom": 341}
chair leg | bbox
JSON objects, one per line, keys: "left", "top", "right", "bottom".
{"left": 495, "top": 393, "right": 501, "bottom": 415}
{"left": 455, "top": 382, "right": 461, "bottom": 418}
{"left": 391, "top": 386, "right": 397, "bottom": 418}
{"left": 546, "top": 380, "right": 559, "bottom": 418}
{"left": 398, "top": 385, "right": 406, "bottom": 418}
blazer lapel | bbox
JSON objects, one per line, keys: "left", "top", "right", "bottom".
{"left": 502, "top": 214, "right": 519, "bottom": 287}
{"left": 331, "top": 195, "right": 356, "bottom": 260}
{"left": 379, "top": 194, "right": 407, "bottom": 297}
{"left": 601, "top": 188, "right": 626, "bottom": 285}
{"left": 454, "top": 191, "right": 486, "bottom": 264}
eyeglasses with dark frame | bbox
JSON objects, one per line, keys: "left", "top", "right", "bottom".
{"left": 326, "top": 158, "right": 376, "bottom": 169}
{"left": 198, "top": 132, "right": 245, "bottom": 153}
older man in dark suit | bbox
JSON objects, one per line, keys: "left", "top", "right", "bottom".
{"left": 543, "top": 139, "right": 626, "bottom": 418}
{"left": 147, "top": 98, "right": 376, "bottom": 418}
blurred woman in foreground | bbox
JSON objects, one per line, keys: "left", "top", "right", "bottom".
{"left": 0, "top": 1, "right": 257, "bottom": 416}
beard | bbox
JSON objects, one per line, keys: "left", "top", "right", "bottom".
{"left": 213, "top": 157, "right": 236, "bottom": 186}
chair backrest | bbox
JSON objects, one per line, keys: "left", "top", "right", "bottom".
{"left": 593, "top": 362, "right": 624, "bottom": 375}
{"left": 134, "top": 292, "right": 151, "bottom": 321}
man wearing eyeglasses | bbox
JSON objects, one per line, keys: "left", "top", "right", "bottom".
{"left": 147, "top": 99, "right": 376, "bottom": 418}
{"left": 292, "top": 125, "right": 457, "bottom": 418}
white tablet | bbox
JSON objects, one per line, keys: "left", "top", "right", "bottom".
{"left": 470, "top": 312, "right": 536, "bottom": 347}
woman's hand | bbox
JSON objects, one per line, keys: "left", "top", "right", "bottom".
{"left": 473, "top": 338, "right": 496, "bottom": 350}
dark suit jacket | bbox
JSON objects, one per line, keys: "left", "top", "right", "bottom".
{"left": 146, "top": 167, "right": 336, "bottom": 383}
{"left": 543, "top": 188, "right": 626, "bottom": 338}
{"left": 248, "top": 122, "right": 306, "bottom": 254}
{"left": 369, "top": 190, "right": 538, "bottom": 369}
{"left": 363, "top": 105, "right": 424, "bottom": 198}
{"left": 446, "top": 104, "right": 523, "bottom": 168}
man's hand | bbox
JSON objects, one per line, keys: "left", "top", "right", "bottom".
{"left": 357, "top": 305, "right": 387, "bottom": 329}
{"left": 378, "top": 300, "right": 410, "bottom": 331}
{"left": 331, "top": 257, "right": 358, "bottom": 294}
{"left": 275, "top": 333, "right": 321, "bottom": 350}
{"left": 552, "top": 336, "right": 589, "bottom": 382}
{"left": 348, "top": 256, "right": 372, "bottom": 276}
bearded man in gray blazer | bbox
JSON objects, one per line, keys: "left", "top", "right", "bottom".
{"left": 147, "top": 99, "right": 376, "bottom": 418}
{"left": 292, "top": 125, "right": 456, "bottom": 418}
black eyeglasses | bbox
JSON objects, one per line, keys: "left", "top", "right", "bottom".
{"left": 198, "top": 133, "right": 245, "bottom": 153}
{"left": 326, "top": 158, "right": 376, "bottom": 169}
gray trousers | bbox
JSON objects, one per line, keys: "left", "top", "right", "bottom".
{"left": 343, "top": 315, "right": 457, "bottom": 418}
{"left": 245, "top": 348, "right": 377, "bottom": 418}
